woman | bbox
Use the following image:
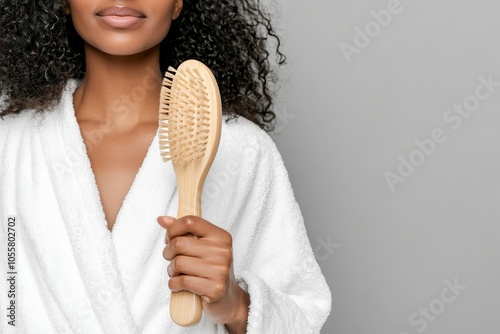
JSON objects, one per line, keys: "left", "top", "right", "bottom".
{"left": 0, "top": 0, "right": 331, "bottom": 333}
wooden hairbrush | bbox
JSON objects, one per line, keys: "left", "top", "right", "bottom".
{"left": 158, "top": 59, "right": 222, "bottom": 326}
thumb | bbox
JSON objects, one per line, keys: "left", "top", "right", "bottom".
{"left": 157, "top": 216, "right": 176, "bottom": 244}
{"left": 157, "top": 215, "right": 176, "bottom": 229}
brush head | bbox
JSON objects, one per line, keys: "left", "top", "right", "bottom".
{"left": 159, "top": 60, "right": 221, "bottom": 165}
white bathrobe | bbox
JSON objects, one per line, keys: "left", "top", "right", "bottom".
{"left": 0, "top": 80, "right": 331, "bottom": 334}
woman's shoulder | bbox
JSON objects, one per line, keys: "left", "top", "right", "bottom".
{"left": 0, "top": 107, "right": 39, "bottom": 123}
{"left": 0, "top": 80, "right": 76, "bottom": 134}
{"left": 0, "top": 108, "right": 41, "bottom": 154}
{"left": 0, "top": 108, "right": 41, "bottom": 133}
{"left": 217, "top": 114, "right": 287, "bottom": 175}
{"left": 221, "top": 115, "right": 280, "bottom": 155}
{"left": 0, "top": 82, "right": 73, "bottom": 145}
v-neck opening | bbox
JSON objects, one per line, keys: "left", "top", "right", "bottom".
{"left": 104, "top": 130, "right": 159, "bottom": 234}
{"left": 65, "top": 81, "right": 160, "bottom": 236}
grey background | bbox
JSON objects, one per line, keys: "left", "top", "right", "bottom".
{"left": 270, "top": 0, "right": 500, "bottom": 333}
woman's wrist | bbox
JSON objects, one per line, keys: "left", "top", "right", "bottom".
{"left": 225, "top": 286, "right": 250, "bottom": 334}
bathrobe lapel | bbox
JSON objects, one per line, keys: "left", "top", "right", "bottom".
{"left": 38, "top": 81, "right": 178, "bottom": 333}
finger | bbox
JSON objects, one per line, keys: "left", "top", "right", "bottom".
{"left": 167, "top": 255, "right": 228, "bottom": 279}
{"left": 163, "top": 236, "right": 203, "bottom": 260}
{"left": 168, "top": 275, "right": 227, "bottom": 303}
{"left": 163, "top": 237, "right": 232, "bottom": 262}
{"left": 166, "top": 215, "right": 231, "bottom": 243}
{"left": 157, "top": 216, "right": 176, "bottom": 243}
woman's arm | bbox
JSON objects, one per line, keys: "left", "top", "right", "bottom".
{"left": 158, "top": 118, "right": 332, "bottom": 333}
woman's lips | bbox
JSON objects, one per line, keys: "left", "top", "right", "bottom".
{"left": 96, "top": 6, "right": 146, "bottom": 29}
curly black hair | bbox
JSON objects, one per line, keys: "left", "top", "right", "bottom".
{"left": 0, "top": 0, "right": 286, "bottom": 131}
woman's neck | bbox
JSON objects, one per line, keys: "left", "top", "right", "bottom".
{"left": 73, "top": 43, "right": 163, "bottom": 131}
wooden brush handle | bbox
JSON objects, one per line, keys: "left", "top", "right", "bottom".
{"left": 170, "top": 282, "right": 202, "bottom": 327}
{"left": 170, "top": 163, "right": 205, "bottom": 327}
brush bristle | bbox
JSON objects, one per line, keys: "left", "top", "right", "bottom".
{"left": 159, "top": 66, "right": 211, "bottom": 163}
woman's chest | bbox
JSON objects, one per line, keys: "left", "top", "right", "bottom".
{"left": 79, "top": 122, "right": 158, "bottom": 231}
